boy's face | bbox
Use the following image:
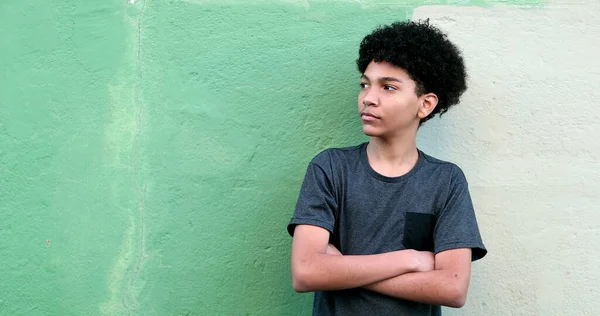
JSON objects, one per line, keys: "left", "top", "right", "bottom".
{"left": 358, "top": 61, "right": 433, "bottom": 138}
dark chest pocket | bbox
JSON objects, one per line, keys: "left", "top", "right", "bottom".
{"left": 403, "top": 212, "right": 436, "bottom": 252}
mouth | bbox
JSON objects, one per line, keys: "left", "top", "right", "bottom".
{"left": 360, "top": 112, "right": 380, "bottom": 121}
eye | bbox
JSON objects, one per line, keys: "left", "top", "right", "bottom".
{"left": 383, "top": 85, "right": 397, "bottom": 91}
{"left": 359, "top": 82, "right": 369, "bottom": 89}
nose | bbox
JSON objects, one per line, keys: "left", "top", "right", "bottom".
{"left": 362, "top": 88, "right": 378, "bottom": 108}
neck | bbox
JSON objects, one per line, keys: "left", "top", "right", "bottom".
{"left": 366, "top": 132, "right": 419, "bottom": 177}
{"left": 368, "top": 138, "right": 417, "bottom": 162}
{"left": 367, "top": 129, "right": 418, "bottom": 163}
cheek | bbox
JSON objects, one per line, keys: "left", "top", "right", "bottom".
{"left": 412, "top": 98, "right": 423, "bottom": 115}
{"left": 391, "top": 94, "right": 420, "bottom": 117}
{"left": 400, "top": 92, "right": 420, "bottom": 108}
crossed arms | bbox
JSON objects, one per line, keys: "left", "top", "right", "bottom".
{"left": 291, "top": 225, "right": 472, "bottom": 308}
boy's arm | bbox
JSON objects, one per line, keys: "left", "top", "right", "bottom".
{"left": 362, "top": 168, "right": 486, "bottom": 307}
{"left": 363, "top": 248, "right": 472, "bottom": 308}
{"left": 291, "top": 224, "right": 434, "bottom": 292}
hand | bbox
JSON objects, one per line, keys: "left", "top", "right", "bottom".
{"left": 411, "top": 250, "right": 435, "bottom": 272}
{"left": 325, "top": 244, "right": 343, "bottom": 256}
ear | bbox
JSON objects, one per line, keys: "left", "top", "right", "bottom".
{"left": 417, "top": 93, "right": 439, "bottom": 120}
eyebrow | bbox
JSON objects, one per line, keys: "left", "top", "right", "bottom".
{"left": 361, "top": 74, "right": 403, "bottom": 83}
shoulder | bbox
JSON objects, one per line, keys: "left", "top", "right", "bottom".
{"left": 418, "top": 150, "right": 468, "bottom": 184}
{"left": 309, "top": 143, "right": 364, "bottom": 169}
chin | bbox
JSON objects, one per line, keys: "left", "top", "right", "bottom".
{"left": 362, "top": 126, "right": 383, "bottom": 137}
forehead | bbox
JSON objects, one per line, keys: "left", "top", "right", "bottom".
{"left": 362, "top": 61, "right": 413, "bottom": 82}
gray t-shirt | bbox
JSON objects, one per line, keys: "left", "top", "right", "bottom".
{"left": 287, "top": 143, "right": 487, "bottom": 316}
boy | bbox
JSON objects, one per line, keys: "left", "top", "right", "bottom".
{"left": 287, "top": 20, "right": 487, "bottom": 315}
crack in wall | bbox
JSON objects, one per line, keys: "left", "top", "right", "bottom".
{"left": 100, "top": 1, "right": 149, "bottom": 315}
{"left": 122, "top": 0, "right": 149, "bottom": 314}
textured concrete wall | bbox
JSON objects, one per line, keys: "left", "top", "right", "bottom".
{"left": 415, "top": 2, "right": 600, "bottom": 315}
{"left": 1, "top": 0, "right": 598, "bottom": 315}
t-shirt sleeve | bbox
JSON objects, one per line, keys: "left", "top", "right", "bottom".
{"left": 433, "top": 168, "right": 487, "bottom": 261}
{"left": 287, "top": 156, "right": 337, "bottom": 237}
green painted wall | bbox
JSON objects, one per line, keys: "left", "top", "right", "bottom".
{"left": 0, "top": 0, "right": 540, "bottom": 315}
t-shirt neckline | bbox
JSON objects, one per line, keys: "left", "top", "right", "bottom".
{"left": 359, "top": 142, "right": 424, "bottom": 183}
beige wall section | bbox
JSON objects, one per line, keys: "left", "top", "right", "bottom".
{"left": 414, "top": 2, "right": 600, "bottom": 315}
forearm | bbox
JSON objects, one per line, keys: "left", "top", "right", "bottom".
{"left": 364, "top": 269, "right": 469, "bottom": 308}
{"left": 292, "top": 250, "right": 417, "bottom": 292}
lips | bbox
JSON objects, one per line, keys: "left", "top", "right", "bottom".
{"left": 360, "top": 112, "right": 380, "bottom": 120}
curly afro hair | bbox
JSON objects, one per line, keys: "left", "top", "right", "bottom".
{"left": 357, "top": 20, "right": 467, "bottom": 124}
